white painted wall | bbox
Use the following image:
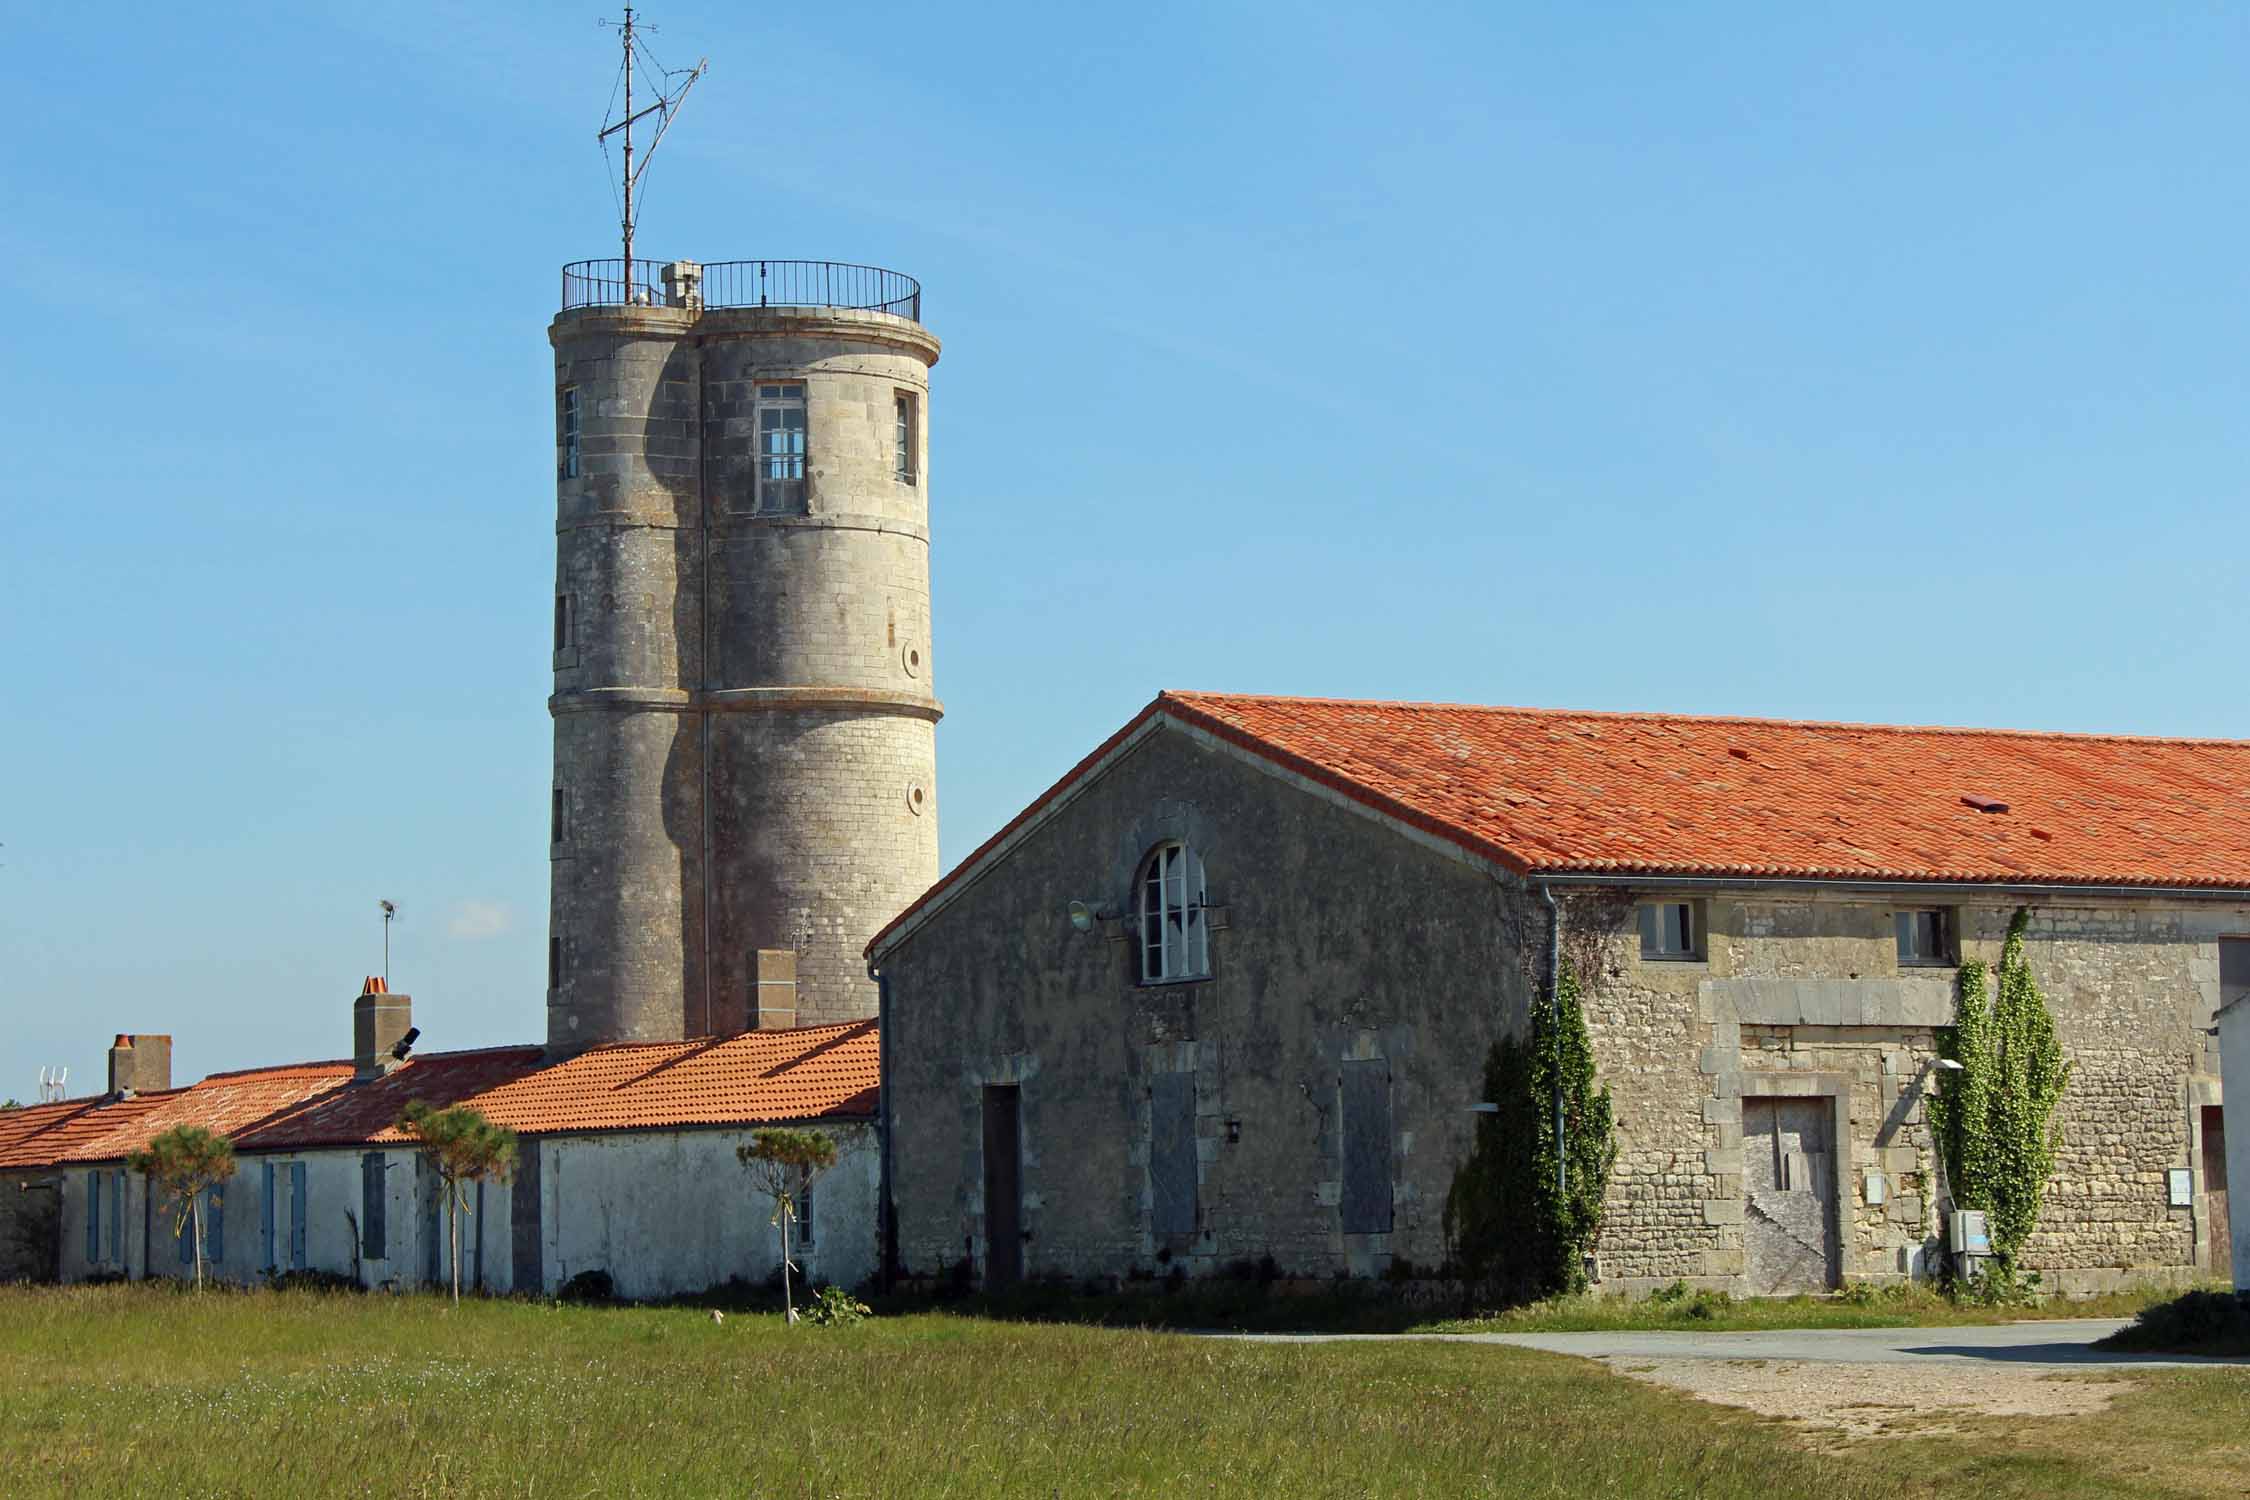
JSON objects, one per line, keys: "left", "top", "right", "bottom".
{"left": 56, "top": 1121, "right": 880, "bottom": 1300}
{"left": 539, "top": 1125, "right": 879, "bottom": 1300}
{"left": 2222, "top": 997, "right": 2250, "bottom": 1290}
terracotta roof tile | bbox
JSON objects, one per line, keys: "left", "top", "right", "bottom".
{"left": 1160, "top": 693, "right": 2250, "bottom": 888}
{"left": 870, "top": 692, "right": 2250, "bottom": 952}
{"left": 0, "top": 1024, "right": 879, "bottom": 1170}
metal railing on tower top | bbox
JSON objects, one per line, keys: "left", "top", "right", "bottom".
{"left": 560, "top": 259, "right": 922, "bottom": 320}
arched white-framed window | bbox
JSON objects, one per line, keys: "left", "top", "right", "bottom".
{"left": 1136, "top": 841, "right": 1209, "bottom": 984}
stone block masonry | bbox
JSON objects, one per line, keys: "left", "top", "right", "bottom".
{"left": 1584, "top": 893, "right": 2235, "bottom": 1296}
{"left": 547, "top": 299, "right": 943, "bottom": 1051}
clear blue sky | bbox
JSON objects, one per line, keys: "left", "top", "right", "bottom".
{"left": 5, "top": 3, "right": 2246, "bottom": 1093}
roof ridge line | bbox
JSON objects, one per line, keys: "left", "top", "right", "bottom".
{"left": 1158, "top": 690, "right": 2250, "bottom": 749}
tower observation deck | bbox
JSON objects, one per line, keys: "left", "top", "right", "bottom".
{"left": 546, "top": 256, "right": 940, "bottom": 1053}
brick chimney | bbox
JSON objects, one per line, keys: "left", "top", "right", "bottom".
{"left": 751, "top": 950, "right": 798, "bottom": 1030}
{"left": 354, "top": 977, "right": 413, "bottom": 1079}
{"left": 107, "top": 1034, "right": 172, "bottom": 1096}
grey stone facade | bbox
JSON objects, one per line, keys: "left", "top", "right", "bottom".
{"left": 548, "top": 299, "right": 942, "bottom": 1050}
{"left": 877, "top": 717, "right": 2235, "bottom": 1297}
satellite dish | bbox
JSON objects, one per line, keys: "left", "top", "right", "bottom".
{"left": 1067, "top": 900, "right": 1094, "bottom": 934}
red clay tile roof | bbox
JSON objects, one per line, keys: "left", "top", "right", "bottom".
{"left": 242, "top": 1022, "right": 878, "bottom": 1150}
{"left": 869, "top": 691, "right": 2250, "bottom": 954}
{"left": 0, "top": 1023, "right": 879, "bottom": 1170}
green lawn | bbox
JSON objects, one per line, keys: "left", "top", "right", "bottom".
{"left": 0, "top": 1285, "right": 2242, "bottom": 1497}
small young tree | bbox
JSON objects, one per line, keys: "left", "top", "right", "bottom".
{"left": 737, "top": 1127, "right": 838, "bottom": 1324}
{"left": 1445, "top": 958, "right": 1616, "bottom": 1306}
{"left": 397, "top": 1101, "right": 518, "bottom": 1305}
{"left": 1930, "top": 907, "right": 2073, "bottom": 1283}
{"left": 126, "top": 1125, "right": 235, "bottom": 1290}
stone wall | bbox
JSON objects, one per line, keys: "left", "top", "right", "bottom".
{"left": 547, "top": 302, "right": 942, "bottom": 1048}
{"left": 1583, "top": 894, "right": 2236, "bottom": 1296}
{"left": 881, "top": 721, "right": 1531, "bottom": 1286}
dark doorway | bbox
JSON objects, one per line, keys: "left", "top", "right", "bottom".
{"left": 982, "top": 1085, "right": 1023, "bottom": 1288}
{"left": 2204, "top": 1105, "right": 2229, "bottom": 1275}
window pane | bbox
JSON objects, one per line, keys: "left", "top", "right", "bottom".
{"left": 1639, "top": 904, "right": 1659, "bottom": 955}
{"left": 1664, "top": 903, "right": 1687, "bottom": 954}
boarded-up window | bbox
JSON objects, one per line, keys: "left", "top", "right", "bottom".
{"left": 85, "top": 1171, "right": 100, "bottom": 1264}
{"left": 261, "top": 1162, "right": 276, "bottom": 1269}
{"left": 288, "top": 1162, "right": 308, "bottom": 1269}
{"left": 362, "top": 1152, "right": 387, "bottom": 1260}
{"left": 1149, "top": 1071, "right": 1200, "bottom": 1237}
{"left": 1340, "top": 1059, "right": 1394, "bottom": 1234}
{"left": 110, "top": 1171, "right": 123, "bottom": 1262}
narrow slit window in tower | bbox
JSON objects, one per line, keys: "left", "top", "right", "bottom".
{"left": 554, "top": 594, "right": 572, "bottom": 651}
{"left": 551, "top": 787, "right": 568, "bottom": 846}
{"left": 756, "top": 383, "right": 807, "bottom": 513}
{"left": 558, "top": 387, "right": 580, "bottom": 481}
{"left": 548, "top": 932, "right": 562, "bottom": 990}
{"left": 894, "top": 391, "right": 918, "bottom": 485}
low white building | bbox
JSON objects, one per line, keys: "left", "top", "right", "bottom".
{"left": 6, "top": 992, "right": 881, "bottom": 1298}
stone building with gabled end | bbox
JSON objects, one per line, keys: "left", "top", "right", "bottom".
{"left": 5, "top": 989, "right": 882, "bottom": 1299}
{"left": 868, "top": 691, "right": 2250, "bottom": 1297}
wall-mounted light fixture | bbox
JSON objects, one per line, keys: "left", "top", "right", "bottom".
{"left": 1068, "top": 900, "right": 1095, "bottom": 934}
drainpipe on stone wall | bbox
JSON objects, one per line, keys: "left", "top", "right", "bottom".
{"left": 870, "top": 962, "right": 897, "bottom": 1292}
{"left": 1541, "top": 880, "right": 1565, "bottom": 1196}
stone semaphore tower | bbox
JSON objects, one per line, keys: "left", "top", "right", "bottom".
{"left": 546, "top": 258, "right": 941, "bottom": 1052}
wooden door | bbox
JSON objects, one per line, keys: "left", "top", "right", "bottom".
{"left": 2205, "top": 1106, "right": 2230, "bottom": 1276}
{"left": 982, "top": 1086, "right": 1023, "bottom": 1288}
{"left": 1743, "top": 1097, "right": 1839, "bottom": 1293}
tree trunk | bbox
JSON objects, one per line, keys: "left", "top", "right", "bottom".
{"left": 779, "top": 1206, "right": 794, "bottom": 1324}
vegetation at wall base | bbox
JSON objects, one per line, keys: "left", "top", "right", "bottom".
{"left": 1443, "top": 956, "right": 1616, "bottom": 1306}
{"left": 1930, "top": 906, "right": 2073, "bottom": 1279}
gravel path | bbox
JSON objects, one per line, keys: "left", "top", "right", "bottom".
{"left": 1217, "top": 1320, "right": 2246, "bottom": 1439}
{"left": 1219, "top": 1317, "right": 2232, "bottom": 1366}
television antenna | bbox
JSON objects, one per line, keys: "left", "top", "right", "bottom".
{"left": 597, "top": 8, "right": 708, "bottom": 296}
{"left": 379, "top": 900, "right": 399, "bottom": 985}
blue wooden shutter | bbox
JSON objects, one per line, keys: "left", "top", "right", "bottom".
{"left": 361, "top": 1153, "right": 387, "bottom": 1261}
{"left": 85, "top": 1172, "right": 99, "bottom": 1264}
{"left": 207, "top": 1186, "right": 224, "bottom": 1264}
{"left": 110, "top": 1172, "right": 124, "bottom": 1262}
{"left": 289, "top": 1162, "right": 308, "bottom": 1267}
{"left": 178, "top": 1195, "right": 193, "bottom": 1264}
{"left": 261, "top": 1162, "right": 276, "bottom": 1269}
{"left": 473, "top": 1181, "right": 486, "bottom": 1290}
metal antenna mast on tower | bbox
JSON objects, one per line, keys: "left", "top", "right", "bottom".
{"left": 598, "top": 8, "right": 708, "bottom": 300}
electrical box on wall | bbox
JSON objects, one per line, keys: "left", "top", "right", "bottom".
{"left": 1863, "top": 1169, "right": 1887, "bottom": 1206}
{"left": 2169, "top": 1168, "right": 2194, "bottom": 1208}
{"left": 1948, "top": 1209, "right": 1991, "bottom": 1256}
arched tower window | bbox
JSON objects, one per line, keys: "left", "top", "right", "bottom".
{"left": 1136, "top": 841, "right": 1209, "bottom": 984}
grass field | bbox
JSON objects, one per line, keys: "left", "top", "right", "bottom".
{"left": 2, "top": 1285, "right": 2245, "bottom": 1497}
